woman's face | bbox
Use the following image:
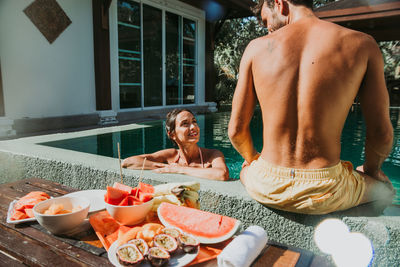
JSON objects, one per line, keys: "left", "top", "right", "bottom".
{"left": 171, "top": 111, "right": 200, "bottom": 145}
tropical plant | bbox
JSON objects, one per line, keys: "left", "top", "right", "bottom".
{"left": 214, "top": 0, "right": 338, "bottom": 104}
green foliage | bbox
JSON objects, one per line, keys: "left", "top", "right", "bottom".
{"left": 379, "top": 41, "right": 400, "bottom": 81}
{"left": 214, "top": 18, "right": 266, "bottom": 103}
{"left": 214, "top": 0, "right": 337, "bottom": 103}
{"left": 214, "top": 0, "right": 399, "bottom": 103}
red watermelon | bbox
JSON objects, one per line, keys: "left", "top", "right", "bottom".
{"left": 157, "top": 202, "right": 240, "bottom": 244}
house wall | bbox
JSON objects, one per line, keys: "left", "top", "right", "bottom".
{"left": 0, "top": 0, "right": 96, "bottom": 120}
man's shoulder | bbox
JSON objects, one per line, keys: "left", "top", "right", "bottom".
{"left": 244, "top": 35, "right": 271, "bottom": 56}
{"left": 322, "top": 20, "right": 374, "bottom": 45}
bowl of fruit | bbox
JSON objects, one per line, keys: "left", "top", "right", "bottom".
{"left": 33, "top": 196, "right": 90, "bottom": 235}
{"left": 104, "top": 182, "right": 154, "bottom": 225}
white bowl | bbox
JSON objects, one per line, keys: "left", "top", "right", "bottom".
{"left": 33, "top": 196, "right": 90, "bottom": 235}
{"left": 105, "top": 198, "right": 154, "bottom": 225}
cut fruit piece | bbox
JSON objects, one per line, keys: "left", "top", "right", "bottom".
{"left": 118, "top": 196, "right": 129, "bottom": 206}
{"left": 138, "top": 182, "right": 154, "bottom": 194}
{"left": 139, "top": 192, "right": 154, "bottom": 203}
{"left": 24, "top": 208, "right": 34, "bottom": 218}
{"left": 113, "top": 182, "right": 133, "bottom": 194}
{"left": 147, "top": 247, "right": 170, "bottom": 267}
{"left": 161, "top": 228, "right": 182, "bottom": 239}
{"left": 106, "top": 186, "right": 129, "bottom": 205}
{"left": 157, "top": 202, "right": 240, "bottom": 244}
{"left": 153, "top": 234, "right": 178, "bottom": 254}
{"left": 11, "top": 210, "right": 28, "bottom": 220}
{"left": 178, "top": 232, "right": 200, "bottom": 253}
{"left": 116, "top": 243, "right": 144, "bottom": 266}
{"left": 127, "top": 238, "right": 149, "bottom": 256}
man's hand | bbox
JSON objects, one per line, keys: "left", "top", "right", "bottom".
{"left": 356, "top": 165, "right": 394, "bottom": 191}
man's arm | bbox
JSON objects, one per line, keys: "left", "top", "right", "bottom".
{"left": 358, "top": 36, "right": 393, "bottom": 181}
{"left": 228, "top": 42, "right": 258, "bottom": 163}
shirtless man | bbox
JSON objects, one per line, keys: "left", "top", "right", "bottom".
{"left": 228, "top": 0, "right": 395, "bottom": 214}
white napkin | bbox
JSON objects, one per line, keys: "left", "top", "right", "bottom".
{"left": 217, "top": 225, "right": 268, "bottom": 267}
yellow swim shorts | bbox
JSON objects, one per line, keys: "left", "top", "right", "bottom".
{"left": 242, "top": 157, "right": 366, "bottom": 214}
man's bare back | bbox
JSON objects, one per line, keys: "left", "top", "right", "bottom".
{"left": 229, "top": 0, "right": 394, "bottom": 213}
{"left": 251, "top": 17, "right": 372, "bottom": 168}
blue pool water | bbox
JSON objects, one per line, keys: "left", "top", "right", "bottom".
{"left": 41, "top": 108, "right": 400, "bottom": 204}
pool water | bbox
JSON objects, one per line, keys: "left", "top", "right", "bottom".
{"left": 41, "top": 108, "right": 400, "bottom": 204}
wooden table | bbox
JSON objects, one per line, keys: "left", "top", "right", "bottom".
{"left": 0, "top": 178, "right": 332, "bottom": 267}
{"left": 0, "top": 178, "right": 111, "bottom": 267}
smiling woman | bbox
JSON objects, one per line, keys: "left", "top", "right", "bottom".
{"left": 122, "top": 108, "right": 229, "bottom": 181}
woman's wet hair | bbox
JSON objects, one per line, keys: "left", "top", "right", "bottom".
{"left": 252, "top": 0, "right": 313, "bottom": 18}
{"left": 165, "top": 108, "right": 195, "bottom": 145}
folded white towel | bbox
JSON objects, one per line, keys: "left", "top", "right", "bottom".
{"left": 217, "top": 225, "right": 268, "bottom": 267}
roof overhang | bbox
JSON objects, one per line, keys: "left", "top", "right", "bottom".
{"left": 315, "top": 0, "right": 400, "bottom": 41}
{"left": 178, "top": 0, "right": 254, "bottom": 21}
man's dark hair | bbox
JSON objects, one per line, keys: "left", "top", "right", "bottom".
{"left": 252, "top": 0, "right": 313, "bottom": 17}
{"left": 165, "top": 108, "right": 195, "bottom": 145}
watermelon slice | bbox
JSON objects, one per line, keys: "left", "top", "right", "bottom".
{"left": 118, "top": 196, "right": 130, "bottom": 206}
{"left": 106, "top": 186, "right": 129, "bottom": 205}
{"left": 138, "top": 182, "right": 154, "bottom": 194}
{"left": 113, "top": 182, "right": 133, "bottom": 194}
{"left": 139, "top": 192, "right": 154, "bottom": 203}
{"left": 157, "top": 202, "right": 240, "bottom": 244}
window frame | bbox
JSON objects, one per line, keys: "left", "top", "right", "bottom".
{"left": 111, "top": 0, "right": 205, "bottom": 112}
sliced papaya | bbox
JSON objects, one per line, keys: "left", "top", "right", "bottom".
{"left": 23, "top": 191, "right": 50, "bottom": 199}
{"left": 11, "top": 210, "right": 28, "bottom": 220}
{"left": 14, "top": 198, "right": 43, "bottom": 211}
{"left": 24, "top": 208, "right": 34, "bottom": 218}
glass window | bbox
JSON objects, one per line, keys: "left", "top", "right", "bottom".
{"left": 182, "top": 18, "right": 196, "bottom": 104}
{"left": 183, "top": 18, "right": 196, "bottom": 39}
{"left": 117, "top": 1, "right": 197, "bottom": 108}
{"left": 118, "top": 0, "right": 141, "bottom": 109}
{"left": 118, "top": 0, "right": 140, "bottom": 26}
{"left": 166, "top": 12, "right": 180, "bottom": 105}
{"left": 120, "top": 85, "right": 141, "bottom": 108}
{"left": 143, "top": 4, "right": 162, "bottom": 107}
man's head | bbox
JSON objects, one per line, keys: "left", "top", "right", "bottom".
{"left": 252, "top": 0, "right": 313, "bottom": 32}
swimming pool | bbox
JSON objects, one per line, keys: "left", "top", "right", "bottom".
{"left": 41, "top": 108, "right": 400, "bottom": 204}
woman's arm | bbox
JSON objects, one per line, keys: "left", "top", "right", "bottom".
{"left": 121, "top": 149, "right": 176, "bottom": 170}
{"left": 153, "top": 149, "right": 229, "bottom": 181}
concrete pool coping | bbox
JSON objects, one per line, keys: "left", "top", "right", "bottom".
{"left": 0, "top": 123, "right": 399, "bottom": 266}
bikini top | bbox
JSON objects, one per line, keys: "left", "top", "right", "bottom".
{"left": 175, "top": 147, "right": 204, "bottom": 168}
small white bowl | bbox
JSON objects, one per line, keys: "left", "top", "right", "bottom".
{"left": 105, "top": 198, "right": 154, "bottom": 225}
{"left": 33, "top": 196, "right": 90, "bottom": 235}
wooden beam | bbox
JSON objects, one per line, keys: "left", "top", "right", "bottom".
{"left": 0, "top": 63, "right": 4, "bottom": 116}
{"left": 205, "top": 21, "right": 216, "bottom": 102}
{"left": 101, "top": 0, "right": 112, "bottom": 29}
{"left": 323, "top": 10, "right": 400, "bottom": 22}
{"left": 92, "top": 0, "right": 112, "bottom": 111}
{"left": 316, "top": 2, "right": 400, "bottom": 19}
